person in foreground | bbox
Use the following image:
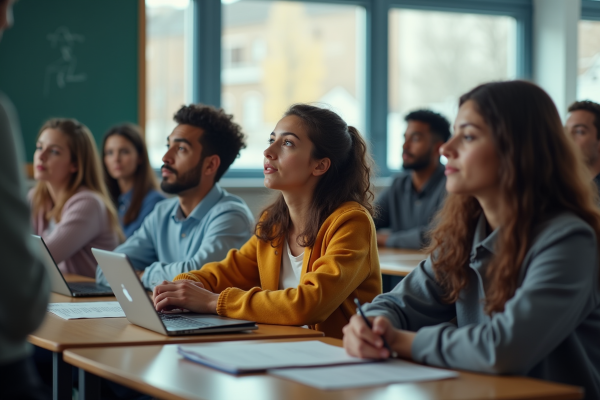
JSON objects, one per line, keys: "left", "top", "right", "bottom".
{"left": 343, "top": 81, "right": 600, "bottom": 399}
{"left": 102, "top": 123, "right": 165, "bottom": 237}
{"left": 96, "top": 104, "right": 254, "bottom": 290}
{"left": 31, "top": 119, "right": 122, "bottom": 277}
{"left": 153, "top": 104, "right": 382, "bottom": 338}
{"left": 0, "top": 0, "right": 49, "bottom": 398}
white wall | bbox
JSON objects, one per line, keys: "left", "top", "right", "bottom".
{"left": 533, "top": 0, "right": 581, "bottom": 119}
{"left": 221, "top": 178, "right": 391, "bottom": 221}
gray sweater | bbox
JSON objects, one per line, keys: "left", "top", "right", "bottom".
{"left": 375, "top": 164, "right": 446, "bottom": 249}
{"left": 0, "top": 92, "right": 49, "bottom": 365}
{"left": 364, "top": 212, "right": 600, "bottom": 399}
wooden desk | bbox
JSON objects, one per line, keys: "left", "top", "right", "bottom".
{"left": 33, "top": 276, "right": 323, "bottom": 400}
{"left": 64, "top": 338, "right": 583, "bottom": 400}
{"left": 62, "top": 273, "right": 97, "bottom": 283}
{"left": 378, "top": 248, "right": 426, "bottom": 277}
{"left": 34, "top": 294, "right": 323, "bottom": 352}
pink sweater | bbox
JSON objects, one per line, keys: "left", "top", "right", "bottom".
{"left": 30, "top": 187, "right": 120, "bottom": 278}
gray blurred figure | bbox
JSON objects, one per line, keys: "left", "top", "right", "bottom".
{"left": 0, "top": 1, "right": 50, "bottom": 399}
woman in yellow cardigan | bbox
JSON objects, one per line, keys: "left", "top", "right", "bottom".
{"left": 153, "top": 104, "right": 382, "bottom": 338}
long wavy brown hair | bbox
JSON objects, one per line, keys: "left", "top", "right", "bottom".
{"left": 102, "top": 124, "right": 159, "bottom": 226}
{"left": 427, "top": 80, "right": 600, "bottom": 314}
{"left": 256, "top": 104, "right": 376, "bottom": 248}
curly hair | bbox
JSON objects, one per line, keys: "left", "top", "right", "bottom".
{"left": 173, "top": 104, "right": 246, "bottom": 182}
{"left": 405, "top": 109, "right": 451, "bottom": 142}
{"left": 568, "top": 100, "right": 600, "bottom": 139}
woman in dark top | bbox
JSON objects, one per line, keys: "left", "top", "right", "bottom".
{"left": 344, "top": 81, "right": 600, "bottom": 399}
{"left": 102, "top": 124, "right": 165, "bottom": 237}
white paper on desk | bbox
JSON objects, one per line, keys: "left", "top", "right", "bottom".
{"left": 47, "top": 302, "right": 125, "bottom": 320}
{"left": 178, "top": 341, "right": 371, "bottom": 374}
{"left": 270, "top": 359, "right": 459, "bottom": 390}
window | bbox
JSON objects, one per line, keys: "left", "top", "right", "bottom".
{"left": 145, "top": 0, "right": 193, "bottom": 168}
{"left": 578, "top": 20, "right": 600, "bottom": 103}
{"left": 222, "top": 0, "right": 367, "bottom": 169}
{"left": 145, "top": 0, "right": 529, "bottom": 176}
{"left": 387, "top": 9, "right": 517, "bottom": 170}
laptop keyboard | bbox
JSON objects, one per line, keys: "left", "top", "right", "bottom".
{"left": 70, "top": 282, "right": 112, "bottom": 294}
{"left": 160, "top": 314, "right": 212, "bottom": 330}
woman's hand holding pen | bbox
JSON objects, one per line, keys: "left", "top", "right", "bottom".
{"left": 342, "top": 314, "right": 415, "bottom": 360}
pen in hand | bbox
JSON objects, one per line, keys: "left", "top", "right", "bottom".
{"left": 354, "top": 298, "right": 398, "bottom": 359}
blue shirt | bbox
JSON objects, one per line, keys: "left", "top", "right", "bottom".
{"left": 118, "top": 189, "right": 166, "bottom": 238}
{"left": 96, "top": 184, "right": 255, "bottom": 289}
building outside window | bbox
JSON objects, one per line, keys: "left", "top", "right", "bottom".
{"left": 222, "top": 0, "right": 366, "bottom": 169}
{"left": 387, "top": 9, "right": 517, "bottom": 169}
{"left": 578, "top": 20, "right": 600, "bottom": 104}
{"left": 145, "top": 0, "right": 526, "bottom": 174}
{"left": 145, "top": 0, "right": 193, "bottom": 168}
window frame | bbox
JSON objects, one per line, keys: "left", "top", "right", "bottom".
{"left": 185, "top": 0, "right": 532, "bottom": 179}
{"left": 582, "top": 0, "right": 600, "bottom": 21}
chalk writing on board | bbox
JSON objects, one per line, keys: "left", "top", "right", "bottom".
{"left": 44, "top": 26, "right": 87, "bottom": 97}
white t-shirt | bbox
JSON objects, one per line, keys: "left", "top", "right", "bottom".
{"left": 278, "top": 239, "right": 305, "bottom": 289}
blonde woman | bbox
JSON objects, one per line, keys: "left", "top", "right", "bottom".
{"left": 30, "top": 118, "right": 122, "bottom": 277}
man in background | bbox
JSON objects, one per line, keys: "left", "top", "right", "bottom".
{"left": 375, "top": 110, "right": 450, "bottom": 249}
{"left": 566, "top": 100, "right": 600, "bottom": 194}
{"left": 0, "top": 0, "right": 50, "bottom": 398}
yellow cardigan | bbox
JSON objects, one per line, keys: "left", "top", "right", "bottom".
{"left": 173, "top": 201, "right": 382, "bottom": 338}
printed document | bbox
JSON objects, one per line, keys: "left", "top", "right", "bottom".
{"left": 48, "top": 302, "right": 125, "bottom": 320}
{"left": 270, "top": 359, "right": 459, "bottom": 389}
{"left": 178, "top": 341, "right": 371, "bottom": 373}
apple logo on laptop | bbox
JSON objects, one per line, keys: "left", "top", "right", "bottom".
{"left": 121, "top": 284, "right": 133, "bottom": 302}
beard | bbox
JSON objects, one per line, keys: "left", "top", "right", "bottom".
{"left": 402, "top": 150, "right": 433, "bottom": 171}
{"left": 160, "top": 158, "right": 203, "bottom": 194}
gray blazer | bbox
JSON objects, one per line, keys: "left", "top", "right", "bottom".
{"left": 365, "top": 212, "right": 600, "bottom": 399}
{"left": 0, "top": 92, "right": 49, "bottom": 365}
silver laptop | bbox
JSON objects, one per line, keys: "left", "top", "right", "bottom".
{"left": 91, "top": 248, "right": 258, "bottom": 336}
{"left": 32, "top": 235, "right": 113, "bottom": 297}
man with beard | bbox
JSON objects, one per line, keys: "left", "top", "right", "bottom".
{"left": 96, "top": 104, "right": 254, "bottom": 289}
{"left": 566, "top": 100, "right": 600, "bottom": 196}
{"left": 375, "top": 110, "right": 450, "bottom": 249}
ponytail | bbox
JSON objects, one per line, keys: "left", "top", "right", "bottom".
{"left": 256, "top": 104, "right": 376, "bottom": 248}
{"left": 345, "top": 126, "right": 375, "bottom": 217}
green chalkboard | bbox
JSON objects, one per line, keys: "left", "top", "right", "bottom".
{"left": 0, "top": 0, "right": 140, "bottom": 162}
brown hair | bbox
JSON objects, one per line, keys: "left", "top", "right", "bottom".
{"left": 102, "top": 124, "right": 159, "bottom": 225}
{"left": 427, "top": 81, "right": 600, "bottom": 314}
{"left": 256, "top": 104, "right": 376, "bottom": 248}
{"left": 31, "top": 119, "right": 123, "bottom": 240}
{"left": 568, "top": 100, "right": 600, "bottom": 139}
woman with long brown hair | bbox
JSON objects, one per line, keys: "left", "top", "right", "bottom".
{"left": 343, "top": 81, "right": 600, "bottom": 398}
{"left": 152, "top": 104, "right": 382, "bottom": 338}
{"left": 102, "top": 124, "right": 165, "bottom": 237}
{"left": 31, "top": 118, "right": 122, "bottom": 277}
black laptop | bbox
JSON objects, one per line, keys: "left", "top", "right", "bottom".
{"left": 32, "top": 235, "right": 113, "bottom": 297}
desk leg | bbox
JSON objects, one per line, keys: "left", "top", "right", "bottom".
{"left": 78, "top": 368, "right": 100, "bottom": 400}
{"left": 52, "top": 352, "right": 71, "bottom": 400}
